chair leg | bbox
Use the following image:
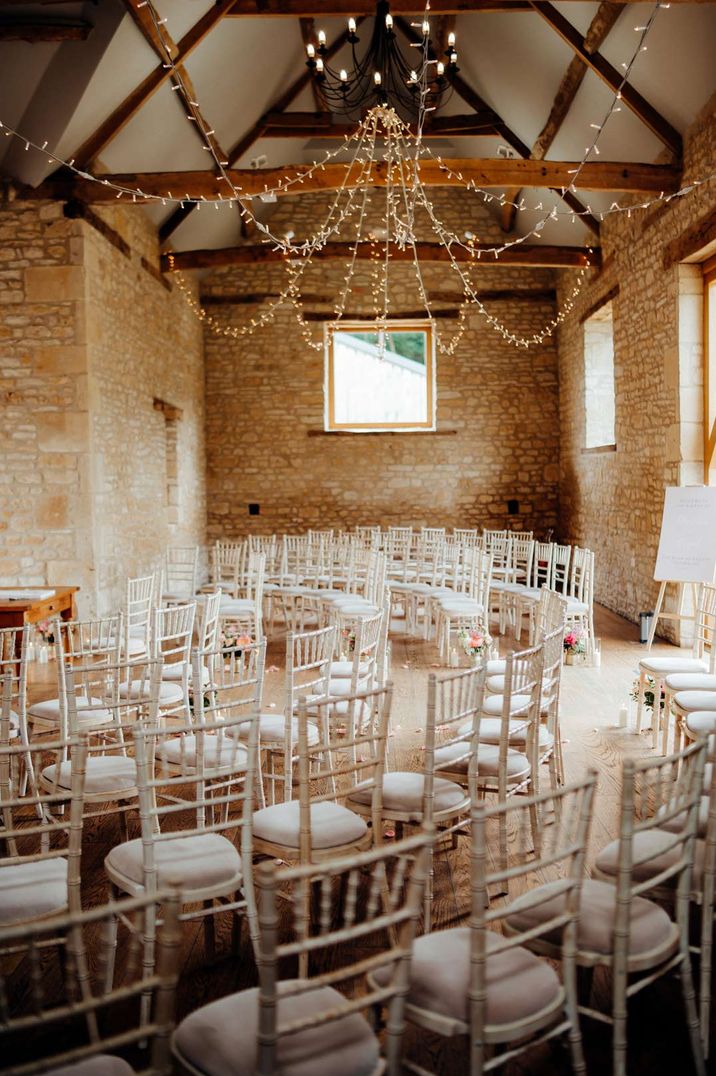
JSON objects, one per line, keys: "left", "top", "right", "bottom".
{"left": 699, "top": 891, "right": 714, "bottom": 1058}
{"left": 103, "top": 883, "right": 120, "bottom": 992}
{"left": 203, "top": 901, "right": 216, "bottom": 962}
{"left": 680, "top": 950, "right": 707, "bottom": 1076}
{"left": 635, "top": 671, "right": 646, "bottom": 736}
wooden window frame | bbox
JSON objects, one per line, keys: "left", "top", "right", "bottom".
{"left": 324, "top": 319, "right": 436, "bottom": 433}
{"left": 582, "top": 298, "right": 616, "bottom": 452}
{"left": 704, "top": 254, "right": 716, "bottom": 483}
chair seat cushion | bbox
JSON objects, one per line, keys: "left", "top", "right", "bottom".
{"left": 486, "top": 659, "right": 506, "bottom": 676}
{"left": 375, "top": 927, "right": 560, "bottom": 1029}
{"left": 595, "top": 828, "right": 699, "bottom": 886}
{"left": 253, "top": 800, "right": 367, "bottom": 850}
{"left": 0, "top": 857, "right": 68, "bottom": 925}
{"left": 9, "top": 709, "right": 19, "bottom": 729}
{"left": 43, "top": 756, "right": 137, "bottom": 797}
{"left": 236, "top": 714, "right": 320, "bottom": 745}
{"left": 157, "top": 734, "right": 248, "bottom": 772}
{"left": 220, "top": 599, "right": 257, "bottom": 615}
{"left": 329, "top": 660, "right": 371, "bottom": 679}
{"left": 685, "top": 711, "right": 716, "bottom": 737}
{"left": 468, "top": 717, "right": 553, "bottom": 750}
{"left": 435, "top": 741, "right": 530, "bottom": 781}
{"left": 172, "top": 981, "right": 380, "bottom": 1076}
{"left": 43, "top": 1057, "right": 135, "bottom": 1076}
{"left": 126, "top": 635, "right": 148, "bottom": 657}
{"left": 506, "top": 878, "right": 677, "bottom": 958}
{"left": 346, "top": 772, "right": 467, "bottom": 816}
{"left": 673, "top": 690, "right": 716, "bottom": 713}
{"left": 28, "top": 696, "right": 113, "bottom": 727}
{"left": 482, "top": 694, "right": 532, "bottom": 718}
{"left": 162, "top": 663, "right": 211, "bottom": 685}
{"left": 666, "top": 673, "right": 716, "bottom": 691}
{"left": 639, "top": 657, "right": 708, "bottom": 675}
{"left": 119, "top": 679, "right": 183, "bottom": 705}
{"left": 331, "top": 603, "right": 380, "bottom": 615}
{"left": 105, "top": 833, "right": 241, "bottom": 892}
{"left": 566, "top": 600, "right": 589, "bottom": 614}
{"left": 438, "top": 602, "right": 485, "bottom": 616}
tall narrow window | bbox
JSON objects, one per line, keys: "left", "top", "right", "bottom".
{"left": 325, "top": 321, "right": 435, "bottom": 432}
{"left": 705, "top": 256, "right": 716, "bottom": 484}
{"left": 583, "top": 300, "right": 616, "bottom": 450}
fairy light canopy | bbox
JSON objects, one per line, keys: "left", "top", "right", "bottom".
{"left": 0, "top": 0, "right": 714, "bottom": 348}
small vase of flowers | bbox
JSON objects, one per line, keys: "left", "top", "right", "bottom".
{"left": 457, "top": 625, "right": 492, "bottom": 666}
{"left": 563, "top": 628, "right": 587, "bottom": 664}
{"left": 630, "top": 675, "right": 665, "bottom": 713}
{"left": 37, "top": 619, "right": 56, "bottom": 661}
{"left": 220, "top": 625, "right": 252, "bottom": 657}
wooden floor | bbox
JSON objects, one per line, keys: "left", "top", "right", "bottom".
{"left": 13, "top": 604, "right": 716, "bottom": 1074}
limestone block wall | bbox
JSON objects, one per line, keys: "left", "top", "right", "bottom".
{"left": 0, "top": 200, "right": 95, "bottom": 613}
{"left": 556, "top": 99, "right": 715, "bottom": 627}
{"left": 202, "top": 190, "right": 561, "bottom": 537}
{"left": 85, "top": 207, "right": 206, "bottom": 614}
{"left": 0, "top": 199, "right": 206, "bottom": 616}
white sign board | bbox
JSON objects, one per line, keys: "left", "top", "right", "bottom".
{"left": 654, "top": 487, "right": 716, "bottom": 583}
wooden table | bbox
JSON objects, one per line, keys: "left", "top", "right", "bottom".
{"left": 0, "top": 587, "right": 78, "bottom": 632}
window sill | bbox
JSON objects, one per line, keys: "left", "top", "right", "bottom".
{"left": 309, "top": 428, "right": 457, "bottom": 437}
{"left": 582, "top": 444, "right": 617, "bottom": 455}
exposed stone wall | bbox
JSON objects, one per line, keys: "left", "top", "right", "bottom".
{"left": 85, "top": 206, "right": 206, "bottom": 614}
{"left": 0, "top": 199, "right": 206, "bottom": 616}
{"left": 202, "top": 190, "right": 561, "bottom": 537}
{"left": 556, "top": 99, "right": 716, "bottom": 630}
{"left": 0, "top": 199, "right": 95, "bottom": 613}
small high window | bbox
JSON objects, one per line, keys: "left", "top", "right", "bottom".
{"left": 583, "top": 300, "right": 616, "bottom": 450}
{"left": 325, "top": 321, "right": 435, "bottom": 432}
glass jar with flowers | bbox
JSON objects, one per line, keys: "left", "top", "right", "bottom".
{"left": 36, "top": 619, "right": 56, "bottom": 662}
{"left": 563, "top": 627, "right": 587, "bottom": 665}
{"left": 457, "top": 624, "right": 492, "bottom": 666}
{"left": 220, "top": 625, "right": 252, "bottom": 663}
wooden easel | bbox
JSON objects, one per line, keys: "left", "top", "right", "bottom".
{"left": 646, "top": 580, "right": 700, "bottom": 650}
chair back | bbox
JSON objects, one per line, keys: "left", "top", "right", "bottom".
{"left": 0, "top": 886, "right": 180, "bottom": 1076}
{"left": 212, "top": 539, "right": 247, "bottom": 595}
{"left": 536, "top": 588, "right": 568, "bottom": 640}
{"left": 125, "top": 573, "right": 154, "bottom": 657}
{"left": 568, "top": 546, "right": 594, "bottom": 605}
{"left": 247, "top": 830, "right": 431, "bottom": 1076}
{"left": 152, "top": 601, "right": 196, "bottom": 670}
{"left": 540, "top": 623, "right": 566, "bottom": 740}
{"left": 0, "top": 626, "right": 29, "bottom": 741}
{"left": 165, "top": 545, "right": 199, "bottom": 599}
{"left": 694, "top": 582, "right": 716, "bottom": 671}
{"left": 468, "top": 773, "right": 598, "bottom": 1071}
{"left": 431, "top": 665, "right": 487, "bottom": 808}
{"left": 198, "top": 590, "right": 222, "bottom": 655}
{"left": 550, "top": 544, "right": 572, "bottom": 594}
{"left": 511, "top": 537, "right": 535, "bottom": 584}
{"left": 531, "top": 541, "right": 554, "bottom": 589}
{"left": 53, "top": 616, "right": 123, "bottom": 737}
{"left": 453, "top": 528, "right": 480, "bottom": 548}
{"left": 343, "top": 610, "right": 384, "bottom": 700}
{"left": 286, "top": 625, "right": 336, "bottom": 712}
{"left": 296, "top": 684, "right": 392, "bottom": 862}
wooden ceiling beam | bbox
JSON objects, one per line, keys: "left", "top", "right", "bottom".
{"left": 162, "top": 241, "right": 599, "bottom": 272}
{"left": 260, "top": 110, "right": 498, "bottom": 137}
{"left": 70, "top": 0, "right": 236, "bottom": 168}
{"left": 27, "top": 159, "right": 679, "bottom": 203}
{"left": 530, "top": 1, "right": 682, "bottom": 157}
{"left": 225, "top": 0, "right": 694, "bottom": 14}
{"left": 502, "top": 0, "right": 622, "bottom": 233}
{"left": 0, "top": 19, "right": 92, "bottom": 41}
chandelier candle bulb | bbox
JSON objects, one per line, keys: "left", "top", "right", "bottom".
{"left": 448, "top": 31, "right": 456, "bottom": 46}
{"left": 436, "top": 61, "right": 445, "bottom": 76}
{"left": 306, "top": 43, "right": 315, "bottom": 58}
{"left": 340, "top": 69, "right": 348, "bottom": 81}
{"left": 374, "top": 71, "right": 382, "bottom": 84}
{"left": 318, "top": 29, "right": 326, "bottom": 44}
{"left": 348, "top": 17, "right": 356, "bottom": 32}
{"left": 316, "top": 58, "right": 324, "bottom": 73}
{"left": 385, "top": 13, "right": 393, "bottom": 28}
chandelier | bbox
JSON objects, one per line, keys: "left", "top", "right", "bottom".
{"left": 305, "top": 0, "right": 458, "bottom": 118}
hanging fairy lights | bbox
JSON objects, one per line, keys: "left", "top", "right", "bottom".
{"left": 3, "top": 0, "right": 712, "bottom": 349}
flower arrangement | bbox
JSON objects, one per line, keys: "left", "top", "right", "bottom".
{"left": 37, "top": 619, "right": 56, "bottom": 644}
{"left": 563, "top": 628, "right": 587, "bottom": 656}
{"left": 220, "top": 625, "right": 252, "bottom": 653}
{"left": 630, "top": 675, "right": 665, "bottom": 712}
{"left": 457, "top": 625, "right": 492, "bottom": 660}
{"left": 341, "top": 628, "right": 356, "bottom": 655}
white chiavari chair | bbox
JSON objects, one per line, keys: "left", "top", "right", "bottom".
{"left": 433, "top": 548, "right": 493, "bottom": 662}
{"left": 252, "top": 684, "right": 391, "bottom": 878}
{"left": 172, "top": 829, "right": 432, "bottom": 1076}
{"left": 564, "top": 546, "right": 595, "bottom": 655}
{"left": 0, "top": 885, "right": 181, "bottom": 1076}
{"left": 123, "top": 573, "right": 155, "bottom": 659}
{"left": 218, "top": 551, "right": 265, "bottom": 643}
{"left": 0, "top": 626, "right": 34, "bottom": 797}
{"left": 372, "top": 773, "right": 597, "bottom": 1076}
{"left": 0, "top": 687, "right": 86, "bottom": 932}
{"left": 210, "top": 539, "right": 247, "bottom": 595}
{"left": 28, "top": 616, "right": 122, "bottom": 744}
{"left": 104, "top": 698, "right": 262, "bottom": 991}
{"left": 162, "top": 588, "right": 221, "bottom": 690}
{"left": 119, "top": 603, "right": 195, "bottom": 724}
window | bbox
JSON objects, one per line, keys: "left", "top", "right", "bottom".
{"left": 705, "top": 255, "right": 716, "bottom": 483}
{"left": 583, "top": 300, "right": 616, "bottom": 450}
{"left": 325, "top": 321, "right": 435, "bottom": 432}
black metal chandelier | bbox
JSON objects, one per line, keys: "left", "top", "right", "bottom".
{"left": 305, "top": 0, "right": 458, "bottom": 119}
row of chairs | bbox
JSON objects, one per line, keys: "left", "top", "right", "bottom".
{"left": 3, "top": 707, "right": 714, "bottom": 1076}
